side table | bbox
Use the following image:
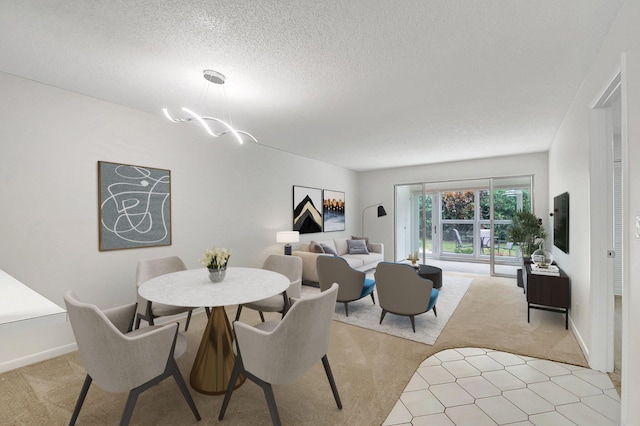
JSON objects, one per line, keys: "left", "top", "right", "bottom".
{"left": 523, "top": 263, "right": 570, "bottom": 329}
{"left": 417, "top": 265, "right": 443, "bottom": 290}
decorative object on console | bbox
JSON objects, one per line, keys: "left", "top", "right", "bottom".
{"left": 323, "top": 189, "right": 345, "bottom": 232}
{"left": 407, "top": 250, "right": 419, "bottom": 264}
{"left": 276, "top": 231, "right": 299, "bottom": 255}
{"left": 200, "top": 246, "right": 232, "bottom": 283}
{"left": 361, "top": 202, "right": 387, "bottom": 236}
{"left": 293, "top": 186, "right": 323, "bottom": 234}
{"left": 531, "top": 242, "right": 553, "bottom": 268}
{"left": 162, "top": 70, "right": 257, "bottom": 144}
{"left": 98, "top": 161, "right": 171, "bottom": 251}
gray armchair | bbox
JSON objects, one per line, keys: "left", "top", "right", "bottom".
{"left": 235, "top": 254, "right": 303, "bottom": 322}
{"left": 374, "top": 262, "right": 439, "bottom": 332}
{"left": 135, "top": 256, "right": 194, "bottom": 331}
{"left": 64, "top": 291, "right": 200, "bottom": 425}
{"left": 317, "top": 255, "right": 375, "bottom": 316}
{"left": 219, "top": 284, "right": 342, "bottom": 426}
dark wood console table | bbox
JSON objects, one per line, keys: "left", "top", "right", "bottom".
{"left": 522, "top": 263, "right": 570, "bottom": 329}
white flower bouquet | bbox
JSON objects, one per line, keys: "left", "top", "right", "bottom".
{"left": 200, "top": 246, "right": 232, "bottom": 271}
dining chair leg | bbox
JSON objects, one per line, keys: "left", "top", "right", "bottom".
{"left": 259, "top": 311, "right": 265, "bottom": 322}
{"left": 344, "top": 302, "right": 349, "bottom": 317}
{"left": 184, "top": 310, "right": 193, "bottom": 331}
{"left": 410, "top": 315, "right": 416, "bottom": 333}
{"left": 121, "top": 389, "right": 141, "bottom": 426}
{"left": 205, "top": 307, "right": 211, "bottom": 319}
{"left": 433, "top": 305, "right": 437, "bottom": 317}
{"left": 218, "top": 357, "right": 243, "bottom": 420}
{"left": 262, "top": 383, "right": 281, "bottom": 426}
{"left": 370, "top": 292, "right": 376, "bottom": 305}
{"left": 145, "top": 301, "right": 155, "bottom": 326}
{"left": 168, "top": 357, "right": 201, "bottom": 421}
{"left": 69, "top": 374, "right": 92, "bottom": 425}
{"left": 321, "top": 355, "right": 342, "bottom": 409}
{"left": 234, "top": 306, "right": 243, "bottom": 322}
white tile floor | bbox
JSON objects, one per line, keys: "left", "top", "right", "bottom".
{"left": 383, "top": 348, "right": 620, "bottom": 426}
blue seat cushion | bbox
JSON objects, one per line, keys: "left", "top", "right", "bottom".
{"left": 427, "top": 288, "right": 439, "bottom": 311}
{"left": 360, "top": 278, "right": 376, "bottom": 299}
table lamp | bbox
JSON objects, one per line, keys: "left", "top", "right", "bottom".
{"left": 276, "top": 231, "right": 299, "bottom": 255}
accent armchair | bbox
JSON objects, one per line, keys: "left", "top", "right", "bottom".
{"left": 374, "top": 262, "right": 439, "bottom": 332}
{"left": 316, "top": 255, "right": 376, "bottom": 316}
{"left": 64, "top": 291, "right": 200, "bottom": 425}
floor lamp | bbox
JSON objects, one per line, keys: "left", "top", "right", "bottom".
{"left": 362, "top": 203, "right": 387, "bottom": 236}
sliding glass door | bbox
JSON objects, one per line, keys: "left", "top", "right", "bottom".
{"left": 395, "top": 175, "right": 533, "bottom": 277}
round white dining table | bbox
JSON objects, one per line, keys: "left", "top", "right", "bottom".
{"left": 139, "top": 267, "right": 289, "bottom": 395}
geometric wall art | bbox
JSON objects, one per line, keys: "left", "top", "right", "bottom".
{"left": 98, "top": 161, "right": 172, "bottom": 251}
{"left": 322, "top": 189, "right": 345, "bottom": 232}
{"left": 292, "top": 185, "right": 323, "bottom": 234}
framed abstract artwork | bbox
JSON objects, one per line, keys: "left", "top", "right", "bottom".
{"left": 323, "top": 189, "right": 345, "bottom": 232}
{"left": 98, "top": 161, "right": 172, "bottom": 251}
{"left": 293, "top": 185, "right": 323, "bottom": 234}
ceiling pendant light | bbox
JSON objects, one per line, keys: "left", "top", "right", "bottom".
{"left": 162, "top": 70, "right": 257, "bottom": 144}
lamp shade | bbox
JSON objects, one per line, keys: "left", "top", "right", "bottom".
{"left": 377, "top": 205, "right": 387, "bottom": 217}
{"left": 276, "top": 231, "right": 300, "bottom": 244}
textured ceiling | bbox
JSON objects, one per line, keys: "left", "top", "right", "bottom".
{"left": 0, "top": 1, "right": 625, "bottom": 171}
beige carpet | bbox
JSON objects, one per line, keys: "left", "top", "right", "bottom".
{"left": 0, "top": 274, "right": 587, "bottom": 425}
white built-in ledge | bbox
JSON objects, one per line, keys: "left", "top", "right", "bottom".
{"left": 0, "top": 269, "right": 66, "bottom": 332}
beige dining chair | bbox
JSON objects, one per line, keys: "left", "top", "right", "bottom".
{"left": 219, "top": 283, "right": 341, "bottom": 426}
{"left": 234, "top": 254, "right": 302, "bottom": 322}
{"left": 316, "top": 255, "right": 376, "bottom": 316}
{"left": 375, "top": 262, "right": 439, "bottom": 332}
{"left": 64, "top": 291, "right": 201, "bottom": 426}
{"left": 135, "top": 256, "right": 194, "bottom": 331}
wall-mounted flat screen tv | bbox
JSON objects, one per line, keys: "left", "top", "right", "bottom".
{"left": 553, "top": 192, "right": 569, "bottom": 254}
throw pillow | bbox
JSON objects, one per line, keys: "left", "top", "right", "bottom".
{"left": 320, "top": 243, "right": 338, "bottom": 256}
{"left": 347, "top": 238, "right": 369, "bottom": 255}
{"left": 309, "top": 241, "right": 325, "bottom": 253}
{"left": 351, "top": 235, "right": 371, "bottom": 251}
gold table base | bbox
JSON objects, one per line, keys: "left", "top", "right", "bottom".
{"left": 190, "top": 306, "right": 245, "bottom": 394}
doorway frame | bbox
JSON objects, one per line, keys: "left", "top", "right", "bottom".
{"left": 589, "top": 62, "right": 627, "bottom": 375}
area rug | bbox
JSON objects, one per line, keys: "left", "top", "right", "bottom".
{"left": 301, "top": 273, "right": 472, "bottom": 345}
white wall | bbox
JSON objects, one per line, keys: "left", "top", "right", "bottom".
{"left": 0, "top": 72, "right": 357, "bottom": 371}
{"left": 548, "top": 0, "right": 639, "bottom": 422}
{"left": 357, "top": 152, "right": 549, "bottom": 261}
{"left": 358, "top": 153, "right": 549, "bottom": 262}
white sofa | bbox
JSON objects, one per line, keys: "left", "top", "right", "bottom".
{"left": 292, "top": 237, "right": 384, "bottom": 283}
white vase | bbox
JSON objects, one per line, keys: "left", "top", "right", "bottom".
{"left": 208, "top": 266, "right": 227, "bottom": 283}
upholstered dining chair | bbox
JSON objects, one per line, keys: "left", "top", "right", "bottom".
{"left": 235, "top": 254, "right": 303, "bottom": 322}
{"left": 374, "top": 262, "right": 439, "bottom": 332}
{"left": 135, "top": 256, "right": 195, "bottom": 331}
{"left": 219, "top": 283, "right": 342, "bottom": 426}
{"left": 316, "top": 255, "right": 375, "bottom": 316}
{"left": 64, "top": 291, "right": 201, "bottom": 426}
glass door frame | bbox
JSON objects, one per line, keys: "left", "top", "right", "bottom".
{"left": 394, "top": 174, "right": 534, "bottom": 278}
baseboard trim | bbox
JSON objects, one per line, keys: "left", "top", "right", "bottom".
{"left": 570, "top": 317, "right": 590, "bottom": 365}
{"left": 0, "top": 343, "right": 78, "bottom": 374}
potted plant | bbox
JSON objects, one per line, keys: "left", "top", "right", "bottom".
{"left": 507, "top": 211, "right": 548, "bottom": 260}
